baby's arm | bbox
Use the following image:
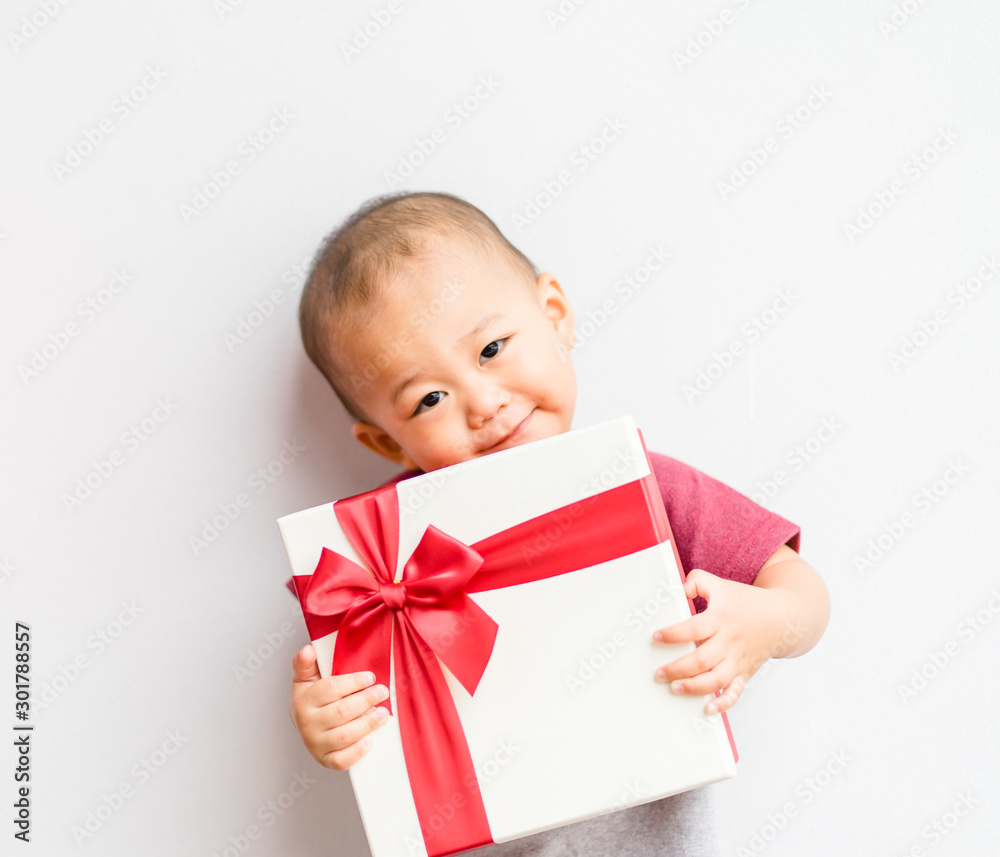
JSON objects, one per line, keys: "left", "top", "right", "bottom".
{"left": 652, "top": 545, "right": 830, "bottom": 714}
{"left": 289, "top": 644, "right": 392, "bottom": 770}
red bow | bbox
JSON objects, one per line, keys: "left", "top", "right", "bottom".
{"left": 303, "top": 524, "right": 498, "bottom": 712}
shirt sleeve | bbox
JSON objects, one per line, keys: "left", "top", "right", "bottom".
{"left": 648, "top": 452, "right": 801, "bottom": 613}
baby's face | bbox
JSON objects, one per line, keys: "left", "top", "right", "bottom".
{"left": 339, "top": 241, "right": 577, "bottom": 472}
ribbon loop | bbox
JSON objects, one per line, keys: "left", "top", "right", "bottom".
{"left": 402, "top": 525, "right": 486, "bottom": 600}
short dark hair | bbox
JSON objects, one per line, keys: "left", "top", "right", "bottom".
{"left": 298, "top": 191, "right": 538, "bottom": 420}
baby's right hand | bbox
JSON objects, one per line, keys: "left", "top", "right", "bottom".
{"left": 289, "top": 644, "right": 391, "bottom": 771}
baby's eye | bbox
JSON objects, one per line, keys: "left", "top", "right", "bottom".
{"left": 479, "top": 339, "right": 507, "bottom": 364}
{"left": 413, "top": 391, "right": 445, "bottom": 416}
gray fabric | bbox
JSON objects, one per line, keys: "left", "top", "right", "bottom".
{"left": 465, "top": 785, "right": 723, "bottom": 857}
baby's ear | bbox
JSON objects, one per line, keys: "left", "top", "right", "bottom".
{"left": 352, "top": 422, "right": 418, "bottom": 470}
{"left": 535, "top": 272, "right": 575, "bottom": 350}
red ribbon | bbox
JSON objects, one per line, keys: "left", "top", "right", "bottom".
{"left": 293, "top": 473, "right": 670, "bottom": 857}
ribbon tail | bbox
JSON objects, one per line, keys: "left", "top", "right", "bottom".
{"left": 393, "top": 612, "right": 493, "bottom": 856}
{"left": 407, "top": 595, "right": 498, "bottom": 697}
{"left": 332, "top": 598, "right": 395, "bottom": 715}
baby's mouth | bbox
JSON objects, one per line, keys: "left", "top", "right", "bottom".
{"left": 478, "top": 410, "right": 535, "bottom": 454}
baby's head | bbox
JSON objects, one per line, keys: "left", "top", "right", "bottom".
{"left": 299, "top": 192, "right": 577, "bottom": 473}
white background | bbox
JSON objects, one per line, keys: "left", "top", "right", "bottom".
{"left": 2, "top": 1, "right": 998, "bottom": 855}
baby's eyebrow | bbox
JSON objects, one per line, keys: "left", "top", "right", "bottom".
{"left": 460, "top": 312, "right": 504, "bottom": 346}
{"left": 392, "top": 371, "right": 421, "bottom": 407}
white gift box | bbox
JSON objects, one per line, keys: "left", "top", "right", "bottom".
{"left": 277, "top": 416, "right": 737, "bottom": 857}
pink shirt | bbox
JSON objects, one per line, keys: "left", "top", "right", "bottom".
{"left": 645, "top": 451, "right": 800, "bottom": 610}
{"left": 283, "top": 451, "right": 801, "bottom": 611}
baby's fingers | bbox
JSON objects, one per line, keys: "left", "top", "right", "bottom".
{"left": 661, "top": 663, "right": 725, "bottom": 696}
{"left": 312, "top": 679, "right": 390, "bottom": 727}
{"left": 706, "top": 674, "right": 748, "bottom": 715}
{"left": 292, "top": 644, "right": 322, "bottom": 685}
{"left": 319, "top": 707, "right": 392, "bottom": 771}
{"left": 321, "top": 730, "right": 377, "bottom": 772}
{"left": 291, "top": 661, "right": 388, "bottom": 730}
{"left": 306, "top": 671, "right": 383, "bottom": 707}
{"left": 653, "top": 610, "right": 716, "bottom": 647}
{"left": 654, "top": 637, "right": 723, "bottom": 686}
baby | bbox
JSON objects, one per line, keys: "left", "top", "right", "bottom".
{"left": 287, "top": 191, "right": 830, "bottom": 856}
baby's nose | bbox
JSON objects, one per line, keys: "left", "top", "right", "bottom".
{"left": 466, "top": 383, "right": 510, "bottom": 427}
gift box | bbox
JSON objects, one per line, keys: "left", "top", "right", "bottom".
{"left": 277, "top": 416, "right": 737, "bottom": 857}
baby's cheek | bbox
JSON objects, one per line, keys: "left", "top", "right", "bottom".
{"left": 525, "top": 335, "right": 563, "bottom": 375}
{"left": 538, "top": 368, "right": 576, "bottom": 424}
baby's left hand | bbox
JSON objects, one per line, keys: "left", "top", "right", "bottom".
{"left": 652, "top": 568, "right": 790, "bottom": 715}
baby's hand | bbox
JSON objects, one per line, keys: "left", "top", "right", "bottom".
{"left": 651, "top": 569, "right": 789, "bottom": 715}
{"left": 289, "top": 644, "right": 391, "bottom": 771}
